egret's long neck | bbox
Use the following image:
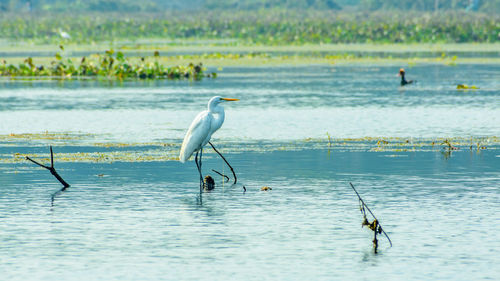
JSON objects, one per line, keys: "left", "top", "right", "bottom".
{"left": 210, "top": 105, "right": 225, "bottom": 132}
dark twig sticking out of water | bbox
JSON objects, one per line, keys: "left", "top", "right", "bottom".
{"left": 26, "top": 146, "right": 70, "bottom": 206}
{"left": 211, "top": 169, "right": 230, "bottom": 183}
{"left": 208, "top": 142, "right": 245, "bottom": 192}
{"left": 208, "top": 141, "right": 238, "bottom": 184}
{"left": 211, "top": 169, "right": 246, "bottom": 192}
{"left": 349, "top": 182, "right": 392, "bottom": 253}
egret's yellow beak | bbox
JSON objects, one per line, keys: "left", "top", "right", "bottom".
{"left": 221, "top": 98, "right": 239, "bottom": 101}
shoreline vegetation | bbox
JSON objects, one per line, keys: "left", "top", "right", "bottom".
{"left": 0, "top": 43, "right": 499, "bottom": 70}
{"left": 0, "top": 11, "right": 498, "bottom": 73}
{"left": 1, "top": 11, "right": 498, "bottom": 45}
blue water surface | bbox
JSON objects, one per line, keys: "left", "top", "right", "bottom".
{"left": 0, "top": 63, "right": 499, "bottom": 280}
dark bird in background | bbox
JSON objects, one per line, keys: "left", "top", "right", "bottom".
{"left": 398, "top": 68, "right": 415, "bottom": 86}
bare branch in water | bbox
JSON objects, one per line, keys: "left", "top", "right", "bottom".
{"left": 212, "top": 169, "right": 230, "bottom": 183}
{"left": 210, "top": 169, "right": 246, "bottom": 192}
{"left": 349, "top": 182, "right": 392, "bottom": 252}
{"left": 208, "top": 141, "right": 238, "bottom": 185}
{"left": 26, "top": 146, "right": 70, "bottom": 206}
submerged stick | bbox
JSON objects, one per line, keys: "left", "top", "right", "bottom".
{"left": 349, "top": 182, "right": 392, "bottom": 252}
{"left": 208, "top": 141, "right": 237, "bottom": 185}
{"left": 211, "top": 169, "right": 246, "bottom": 192}
{"left": 26, "top": 146, "right": 70, "bottom": 205}
{"left": 212, "top": 169, "right": 230, "bottom": 183}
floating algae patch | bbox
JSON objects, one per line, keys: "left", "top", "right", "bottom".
{"left": 0, "top": 136, "right": 498, "bottom": 164}
{"left": 371, "top": 137, "right": 500, "bottom": 153}
{"left": 2, "top": 149, "right": 179, "bottom": 164}
{"left": 92, "top": 142, "right": 177, "bottom": 148}
{"left": 295, "top": 136, "right": 500, "bottom": 153}
{"left": 173, "top": 136, "right": 500, "bottom": 156}
{"left": 0, "top": 132, "right": 97, "bottom": 146}
{"left": 0, "top": 132, "right": 179, "bottom": 148}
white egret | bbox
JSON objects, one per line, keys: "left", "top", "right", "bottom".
{"left": 58, "top": 28, "right": 71, "bottom": 40}
{"left": 179, "top": 96, "right": 239, "bottom": 191}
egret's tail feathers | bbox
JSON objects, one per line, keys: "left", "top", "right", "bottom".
{"left": 179, "top": 146, "right": 192, "bottom": 163}
{"left": 179, "top": 151, "right": 187, "bottom": 163}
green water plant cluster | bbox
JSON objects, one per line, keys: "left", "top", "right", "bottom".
{"left": 1, "top": 10, "right": 498, "bottom": 44}
{"left": 0, "top": 47, "right": 214, "bottom": 80}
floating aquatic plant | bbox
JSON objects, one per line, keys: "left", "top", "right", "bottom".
{"left": 456, "top": 84, "right": 479, "bottom": 90}
{"left": 1, "top": 134, "right": 498, "bottom": 164}
{"left": 0, "top": 46, "right": 215, "bottom": 80}
{"left": 442, "top": 139, "right": 459, "bottom": 151}
{"left": 326, "top": 132, "right": 333, "bottom": 147}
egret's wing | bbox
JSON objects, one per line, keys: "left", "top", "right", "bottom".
{"left": 179, "top": 111, "right": 212, "bottom": 163}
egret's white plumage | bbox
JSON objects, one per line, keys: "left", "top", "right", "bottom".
{"left": 179, "top": 96, "right": 239, "bottom": 163}
{"left": 58, "top": 28, "right": 71, "bottom": 39}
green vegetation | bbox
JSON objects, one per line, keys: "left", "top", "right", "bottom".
{"left": 0, "top": 46, "right": 214, "bottom": 79}
{"left": 1, "top": 2, "right": 498, "bottom": 70}
{"left": 3, "top": 0, "right": 499, "bottom": 13}
{"left": 1, "top": 134, "right": 498, "bottom": 164}
{"left": 2, "top": 43, "right": 499, "bottom": 70}
{"left": 203, "top": 0, "right": 341, "bottom": 10}
{"left": 0, "top": 10, "right": 498, "bottom": 45}
{"left": 358, "top": 0, "right": 493, "bottom": 12}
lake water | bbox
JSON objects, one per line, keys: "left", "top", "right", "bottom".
{"left": 0, "top": 64, "right": 499, "bottom": 280}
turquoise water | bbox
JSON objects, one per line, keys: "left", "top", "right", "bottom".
{"left": 0, "top": 64, "right": 499, "bottom": 280}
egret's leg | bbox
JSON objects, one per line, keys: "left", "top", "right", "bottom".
{"left": 200, "top": 148, "right": 204, "bottom": 191}
{"left": 208, "top": 141, "right": 237, "bottom": 185}
{"left": 194, "top": 150, "right": 199, "bottom": 173}
{"left": 194, "top": 150, "right": 203, "bottom": 192}
{"left": 200, "top": 148, "right": 203, "bottom": 171}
